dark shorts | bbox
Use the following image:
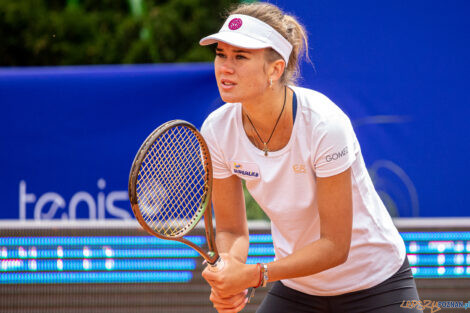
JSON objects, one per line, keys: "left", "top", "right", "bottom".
{"left": 256, "top": 257, "right": 423, "bottom": 313}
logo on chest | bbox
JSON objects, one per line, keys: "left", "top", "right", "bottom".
{"left": 293, "top": 164, "right": 306, "bottom": 174}
{"left": 231, "top": 161, "right": 260, "bottom": 180}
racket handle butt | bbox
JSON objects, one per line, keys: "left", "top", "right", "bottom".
{"left": 208, "top": 257, "right": 225, "bottom": 272}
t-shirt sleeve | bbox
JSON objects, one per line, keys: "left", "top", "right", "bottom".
{"left": 313, "top": 115, "right": 357, "bottom": 177}
{"left": 200, "top": 119, "right": 233, "bottom": 179}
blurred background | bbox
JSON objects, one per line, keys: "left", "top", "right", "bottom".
{"left": 1, "top": 0, "right": 469, "bottom": 312}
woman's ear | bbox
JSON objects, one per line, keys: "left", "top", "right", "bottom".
{"left": 268, "top": 59, "right": 286, "bottom": 85}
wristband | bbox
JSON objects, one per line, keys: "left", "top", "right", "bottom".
{"left": 254, "top": 263, "right": 263, "bottom": 288}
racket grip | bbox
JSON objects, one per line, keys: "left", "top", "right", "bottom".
{"left": 208, "top": 257, "right": 225, "bottom": 272}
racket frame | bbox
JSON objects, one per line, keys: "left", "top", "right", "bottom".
{"left": 129, "top": 120, "right": 219, "bottom": 265}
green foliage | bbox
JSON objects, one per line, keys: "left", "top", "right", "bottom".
{"left": 0, "top": 0, "right": 239, "bottom": 66}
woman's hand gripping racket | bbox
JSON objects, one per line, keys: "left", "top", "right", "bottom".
{"left": 128, "top": 120, "right": 224, "bottom": 272}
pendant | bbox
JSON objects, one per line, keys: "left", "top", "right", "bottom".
{"left": 263, "top": 143, "right": 268, "bottom": 156}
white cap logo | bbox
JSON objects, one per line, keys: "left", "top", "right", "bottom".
{"left": 228, "top": 18, "right": 243, "bottom": 30}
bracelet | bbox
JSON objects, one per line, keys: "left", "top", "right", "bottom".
{"left": 254, "top": 263, "right": 263, "bottom": 288}
{"left": 261, "top": 263, "right": 269, "bottom": 287}
{"left": 249, "top": 263, "right": 268, "bottom": 303}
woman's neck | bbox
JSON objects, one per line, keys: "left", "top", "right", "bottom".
{"left": 241, "top": 85, "right": 288, "bottom": 133}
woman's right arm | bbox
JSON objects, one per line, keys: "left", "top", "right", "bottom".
{"left": 204, "top": 175, "right": 252, "bottom": 313}
{"left": 212, "top": 175, "right": 249, "bottom": 263}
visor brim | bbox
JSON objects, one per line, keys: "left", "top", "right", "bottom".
{"left": 199, "top": 32, "right": 271, "bottom": 50}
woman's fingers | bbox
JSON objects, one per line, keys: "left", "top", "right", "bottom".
{"left": 211, "top": 289, "right": 248, "bottom": 313}
{"left": 210, "top": 289, "right": 246, "bottom": 305}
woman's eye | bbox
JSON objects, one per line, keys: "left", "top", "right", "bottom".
{"left": 215, "top": 53, "right": 225, "bottom": 58}
{"left": 236, "top": 55, "right": 246, "bottom": 60}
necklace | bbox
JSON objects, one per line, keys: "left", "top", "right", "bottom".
{"left": 245, "top": 86, "right": 287, "bottom": 156}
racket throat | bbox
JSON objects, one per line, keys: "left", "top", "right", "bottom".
{"left": 207, "top": 257, "right": 225, "bottom": 272}
{"left": 203, "top": 206, "right": 219, "bottom": 264}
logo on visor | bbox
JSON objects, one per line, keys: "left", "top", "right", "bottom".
{"left": 228, "top": 18, "right": 243, "bottom": 30}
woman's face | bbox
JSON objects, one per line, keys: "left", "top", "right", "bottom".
{"left": 214, "top": 42, "right": 269, "bottom": 103}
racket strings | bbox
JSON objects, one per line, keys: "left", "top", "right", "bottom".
{"left": 136, "top": 126, "right": 208, "bottom": 237}
{"left": 139, "top": 132, "right": 202, "bottom": 234}
{"left": 151, "top": 131, "right": 205, "bottom": 225}
{"left": 140, "top": 133, "right": 197, "bottom": 229}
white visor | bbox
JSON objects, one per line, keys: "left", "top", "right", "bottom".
{"left": 199, "top": 14, "right": 293, "bottom": 65}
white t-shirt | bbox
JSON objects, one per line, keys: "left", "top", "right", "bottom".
{"left": 200, "top": 86, "right": 406, "bottom": 296}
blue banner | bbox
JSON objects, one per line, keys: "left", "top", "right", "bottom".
{"left": 278, "top": 0, "right": 469, "bottom": 217}
{"left": 0, "top": 64, "right": 222, "bottom": 221}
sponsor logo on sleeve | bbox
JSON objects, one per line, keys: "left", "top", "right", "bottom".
{"left": 325, "top": 146, "right": 349, "bottom": 162}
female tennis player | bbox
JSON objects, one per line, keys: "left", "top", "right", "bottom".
{"left": 199, "top": 3, "right": 422, "bottom": 313}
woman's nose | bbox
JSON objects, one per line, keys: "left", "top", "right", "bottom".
{"left": 218, "top": 60, "right": 235, "bottom": 74}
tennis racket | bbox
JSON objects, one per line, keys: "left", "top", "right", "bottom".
{"left": 128, "top": 119, "right": 223, "bottom": 271}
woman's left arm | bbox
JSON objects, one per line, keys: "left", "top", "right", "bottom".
{"left": 208, "top": 167, "right": 353, "bottom": 297}
{"left": 267, "top": 167, "right": 353, "bottom": 282}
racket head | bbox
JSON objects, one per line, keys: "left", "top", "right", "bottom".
{"left": 128, "top": 120, "right": 213, "bottom": 240}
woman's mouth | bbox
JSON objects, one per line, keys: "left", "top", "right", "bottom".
{"left": 220, "top": 79, "right": 236, "bottom": 90}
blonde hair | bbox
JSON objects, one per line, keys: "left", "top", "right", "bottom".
{"left": 228, "top": 2, "right": 309, "bottom": 85}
